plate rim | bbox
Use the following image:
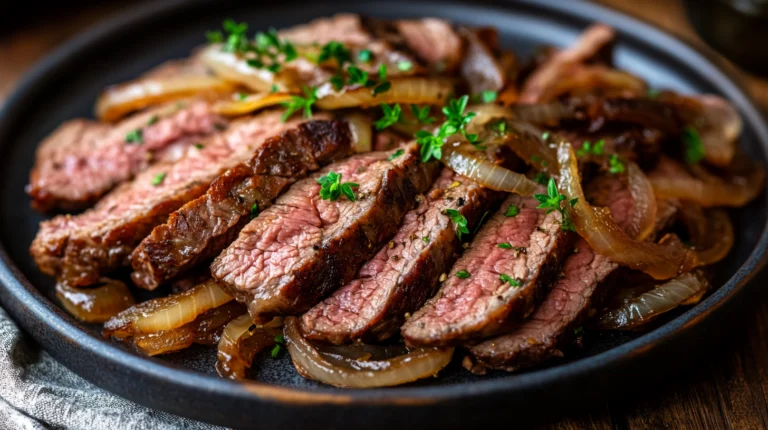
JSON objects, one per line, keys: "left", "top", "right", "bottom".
{"left": 1, "top": 0, "right": 767, "bottom": 414}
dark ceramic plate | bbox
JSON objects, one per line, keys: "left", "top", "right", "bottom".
{"left": 1, "top": 0, "right": 767, "bottom": 428}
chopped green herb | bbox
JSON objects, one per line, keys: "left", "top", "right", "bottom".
{"left": 125, "top": 129, "right": 143, "bottom": 144}
{"left": 410, "top": 105, "right": 435, "bottom": 124}
{"left": 481, "top": 90, "right": 497, "bottom": 103}
{"left": 532, "top": 172, "right": 549, "bottom": 185}
{"left": 346, "top": 65, "right": 372, "bottom": 87}
{"left": 422, "top": 236, "right": 430, "bottom": 243}
{"left": 151, "top": 172, "right": 166, "bottom": 186}
{"left": 397, "top": 61, "right": 413, "bottom": 72}
{"left": 317, "top": 171, "right": 359, "bottom": 202}
{"left": 541, "top": 131, "right": 550, "bottom": 141}
{"left": 574, "top": 326, "right": 584, "bottom": 336}
{"left": 219, "top": 19, "right": 250, "bottom": 53}
{"left": 274, "top": 334, "right": 285, "bottom": 344}
{"left": 147, "top": 115, "right": 159, "bottom": 126}
{"left": 576, "top": 139, "right": 605, "bottom": 157}
{"left": 205, "top": 30, "right": 224, "bottom": 43}
{"left": 445, "top": 208, "right": 469, "bottom": 240}
{"left": 250, "top": 203, "right": 259, "bottom": 219}
{"left": 270, "top": 344, "right": 281, "bottom": 358}
{"left": 647, "top": 88, "right": 660, "bottom": 99}
{"left": 194, "top": 143, "right": 204, "bottom": 150}
{"left": 500, "top": 273, "right": 521, "bottom": 287}
{"left": 474, "top": 210, "right": 490, "bottom": 235}
{"left": 491, "top": 120, "right": 508, "bottom": 136}
{"left": 374, "top": 103, "right": 402, "bottom": 130}
{"left": 455, "top": 270, "right": 471, "bottom": 279}
{"left": 236, "top": 92, "right": 248, "bottom": 101}
{"left": 317, "top": 41, "right": 351, "bottom": 66}
{"left": 682, "top": 126, "right": 705, "bottom": 164}
{"left": 505, "top": 204, "right": 520, "bottom": 217}
{"left": 442, "top": 95, "right": 476, "bottom": 141}
{"left": 415, "top": 122, "right": 456, "bottom": 162}
{"left": 270, "top": 84, "right": 278, "bottom": 93}
{"left": 329, "top": 74, "right": 345, "bottom": 91}
{"left": 280, "top": 86, "right": 318, "bottom": 122}
{"left": 373, "top": 81, "right": 391, "bottom": 96}
{"left": 498, "top": 242, "right": 513, "bottom": 249}
{"left": 533, "top": 177, "right": 577, "bottom": 232}
{"left": 357, "top": 49, "right": 372, "bottom": 63}
{"left": 608, "top": 154, "right": 626, "bottom": 174}
{"left": 387, "top": 149, "right": 405, "bottom": 161}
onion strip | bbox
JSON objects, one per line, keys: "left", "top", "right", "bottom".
{"left": 679, "top": 206, "right": 735, "bottom": 265}
{"left": 284, "top": 317, "right": 453, "bottom": 388}
{"left": 56, "top": 279, "right": 135, "bottom": 324}
{"left": 441, "top": 145, "right": 539, "bottom": 195}
{"left": 315, "top": 78, "right": 452, "bottom": 110}
{"left": 213, "top": 93, "right": 294, "bottom": 116}
{"left": 216, "top": 315, "right": 284, "bottom": 379}
{"left": 626, "top": 162, "right": 657, "bottom": 241}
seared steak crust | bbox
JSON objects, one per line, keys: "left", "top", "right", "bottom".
{"left": 212, "top": 144, "right": 440, "bottom": 322}
{"left": 402, "top": 193, "right": 573, "bottom": 347}
{"left": 31, "top": 111, "right": 301, "bottom": 286}
{"left": 301, "top": 169, "right": 503, "bottom": 344}
{"left": 130, "top": 120, "right": 353, "bottom": 290}
{"left": 27, "top": 99, "right": 225, "bottom": 211}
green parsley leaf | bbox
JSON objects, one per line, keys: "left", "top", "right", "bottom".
{"left": 378, "top": 64, "right": 387, "bottom": 81}
{"left": 505, "top": 204, "right": 520, "bottom": 217}
{"left": 397, "top": 61, "right": 413, "bottom": 71}
{"left": 317, "top": 171, "right": 359, "bottom": 202}
{"left": 346, "top": 66, "right": 371, "bottom": 87}
{"left": 373, "top": 81, "right": 391, "bottom": 96}
{"left": 236, "top": 92, "right": 248, "bottom": 101}
{"left": 455, "top": 270, "right": 471, "bottom": 279}
{"left": 532, "top": 172, "right": 549, "bottom": 185}
{"left": 147, "top": 115, "right": 159, "bottom": 126}
{"left": 410, "top": 105, "right": 435, "bottom": 124}
{"left": 374, "top": 103, "right": 402, "bottom": 130}
{"left": 357, "top": 49, "right": 372, "bottom": 63}
{"left": 317, "top": 41, "right": 351, "bottom": 66}
{"left": 329, "top": 74, "right": 345, "bottom": 91}
{"left": 206, "top": 31, "right": 224, "bottom": 43}
{"left": 194, "top": 143, "right": 204, "bottom": 150}
{"left": 280, "top": 86, "right": 318, "bottom": 122}
{"left": 271, "top": 344, "right": 281, "bottom": 358}
{"left": 422, "top": 236, "right": 430, "bottom": 243}
{"left": 219, "top": 19, "right": 250, "bottom": 53}
{"left": 533, "top": 178, "right": 576, "bottom": 232}
{"left": 498, "top": 242, "right": 513, "bottom": 249}
{"left": 250, "top": 203, "right": 259, "bottom": 220}
{"left": 576, "top": 139, "right": 605, "bottom": 157}
{"left": 682, "top": 126, "right": 705, "bottom": 164}
{"left": 151, "top": 172, "right": 166, "bottom": 186}
{"left": 491, "top": 120, "right": 508, "bottom": 136}
{"left": 481, "top": 90, "right": 497, "bottom": 103}
{"left": 500, "top": 273, "right": 521, "bottom": 287}
{"left": 270, "top": 84, "right": 278, "bottom": 93}
{"left": 445, "top": 208, "right": 469, "bottom": 240}
{"left": 274, "top": 334, "right": 285, "bottom": 345}
{"left": 541, "top": 131, "right": 550, "bottom": 141}
{"left": 442, "top": 95, "right": 476, "bottom": 137}
{"left": 388, "top": 149, "right": 405, "bottom": 161}
{"left": 415, "top": 129, "right": 444, "bottom": 162}
{"left": 125, "top": 129, "right": 143, "bottom": 144}
{"left": 608, "top": 154, "right": 626, "bottom": 174}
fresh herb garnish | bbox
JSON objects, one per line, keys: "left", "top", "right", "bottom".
{"left": 357, "top": 49, "right": 372, "bottom": 63}
{"left": 422, "top": 236, "right": 430, "bottom": 243}
{"left": 410, "top": 105, "right": 435, "bottom": 124}
{"left": 455, "top": 270, "right": 471, "bottom": 279}
{"left": 270, "top": 84, "right": 278, "bottom": 93}
{"left": 372, "top": 64, "right": 391, "bottom": 96}
{"left": 474, "top": 210, "right": 490, "bottom": 235}
{"left": 317, "top": 41, "right": 351, "bottom": 66}
{"left": 500, "top": 273, "right": 521, "bottom": 287}
{"left": 608, "top": 154, "right": 626, "bottom": 174}
{"left": 281, "top": 86, "right": 318, "bottom": 122}
{"left": 151, "top": 172, "right": 166, "bottom": 186}
{"left": 415, "top": 122, "right": 457, "bottom": 162}
{"left": 481, "top": 90, "right": 497, "bottom": 103}
{"left": 533, "top": 177, "right": 577, "bottom": 232}
{"left": 445, "top": 208, "right": 469, "bottom": 240}
{"left": 682, "top": 126, "right": 705, "bottom": 164}
{"left": 574, "top": 326, "right": 585, "bottom": 336}
{"left": 317, "top": 171, "right": 359, "bottom": 202}
{"left": 270, "top": 344, "right": 282, "bottom": 358}
{"left": 505, "top": 204, "right": 520, "bottom": 217}
{"left": 532, "top": 172, "right": 549, "bottom": 185}
{"left": 250, "top": 203, "right": 259, "bottom": 219}
{"left": 236, "top": 92, "right": 249, "bottom": 101}
{"left": 125, "top": 129, "right": 143, "bottom": 144}
{"left": 208, "top": 20, "right": 296, "bottom": 72}
{"left": 374, "top": 103, "right": 402, "bottom": 130}
{"left": 275, "top": 334, "right": 285, "bottom": 344}
{"left": 442, "top": 95, "right": 478, "bottom": 143}
{"left": 541, "top": 131, "right": 550, "bottom": 141}
{"left": 346, "top": 65, "right": 373, "bottom": 87}
{"left": 388, "top": 149, "right": 405, "bottom": 161}
{"left": 647, "top": 88, "right": 660, "bottom": 99}
{"left": 397, "top": 61, "right": 413, "bottom": 72}
{"left": 498, "top": 242, "right": 513, "bottom": 249}
{"left": 576, "top": 139, "right": 605, "bottom": 157}
{"left": 194, "top": 143, "right": 204, "bottom": 150}
{"left": 147, "top": 115, "right": 159, "bottom": 126}
{"left": 491, "top": 120, "right": 508, "bottom": 136}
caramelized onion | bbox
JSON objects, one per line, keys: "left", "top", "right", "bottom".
{"left": 441, "top": 145, "right": 539, "bottom": 195}
{"left": 216, "top": 314, "right": 284, "bottom": 379}
{"left": 212, "top": 92, "right": 294, "bottom": 116}
{"left": 96, "top": 76, "right": 234, "bottom": 122}
{"left": 536, "top": 65, "right": 647, "bottom": 103}
{"left": 56, "top": 279, "right": 135, "bottom": 323}
{"left": 597, "top": 271, "right": 709, "bottom": 330}
{"left": 557, "top": 143, "right": 697, "bottom": 279}
{"left": 469, "top": 103, "right": 573, "bottom": 128}
{"left": 284, "top": 317, "right": 453, "bottom": 388}
{"left": 626, "top": 162, "right": 657, "bottom": 241}
{"left": 103, "top": 279, "right": 232, "bottom": 339}
{"left": 345, "top": 112, "right": 373, "bottom": 153}
{"left": 315, "top": 78, "right": 452, "bottom": 110}
{"left": 679, "top": 205, "right": 734, "bottom": 265}
{"left": 689, "top": 95, "right": 742, "bottom": 167}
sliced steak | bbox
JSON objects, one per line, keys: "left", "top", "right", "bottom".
{"left": 402, "top": 193, "right": 573, "bottom": 347}
{"left": 301, "top": 169, "right": 503, "bottom": 344}
{"left": 131, "top": 120, "right": 353, "bottom": 290}
{"left": 31, "top": 111, "right": 305, "bottom": 286}
{"left": 27, "top": 99, "right": 226, "bottom": 211}
{"left": 212, "top": 144, "right": 440, "bottom": 322}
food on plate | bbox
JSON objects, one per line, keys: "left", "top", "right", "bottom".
{"left": 27, "top": 13, "right": 763, "bottom": 387}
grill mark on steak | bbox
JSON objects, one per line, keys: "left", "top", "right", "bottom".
{"left": 27, "top": 99, "right": 226, "bottom": 212}
{"left": 468, "top": 174, "right": 644, "bottom": 371}
{"left": 212, "top": 144, "right": 440, "bottom": 322}
{"left": 301, "top": 169, "right": 503, "bottom": 344}
{"left": 30, "top": 111, "right": 307, "bottom": 286}
{"left": 402, "top": 192, "right": 573, "bottom": 347}
{"left": 130, "top": 120, "right": 353, "bottom": 290}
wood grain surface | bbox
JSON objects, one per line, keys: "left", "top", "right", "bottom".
{"left": 1, "top": 1, "right": 766, "bottom": 429}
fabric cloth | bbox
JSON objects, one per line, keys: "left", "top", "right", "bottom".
{"left": 0, "top": 306, "right": 224, "bottom": 430}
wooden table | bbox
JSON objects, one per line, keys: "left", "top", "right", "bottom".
{"left": 1, "top": 1, "right": 766, "bottom": 428}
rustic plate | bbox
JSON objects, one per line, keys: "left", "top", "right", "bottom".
{"left": 0, "top": 0, "right": 766, "bottom": 428}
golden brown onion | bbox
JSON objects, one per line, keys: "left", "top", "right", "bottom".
{"left": 216, "top": 314, "right": 284, "bottom": 379}
{"left": 678, "top": 205, "right": 734, "bottom": 265}
{"left": 284, "top": 317, "right": 453, "bottom": 388}
{"left": 212, "top": 93, "right": 294, "bottom": 116}
{"left": 557, "top": 142, "right": 698, "bottom": 279}
{"left": 345, "top": 112, "right": 373, "bottom": 153}
{"left": 103, "top": 279, "right": 232, "bottom": 339}
{"left": 315, "top": 78, "right": 452, "bottom": 110}
{"left": 626, "top": 162, "right": 657, "bottom": 241}
{"left": 56, "top": 279, "right": 135, "bottom": 323}
{"left": 536, "top": 65, "right": 647, "bottom": 103}
{"left": 596, "top": 271, "right": 709, "bottom": 330}
{"left": 441, "top": 145, "right": 539, "bottom": 195}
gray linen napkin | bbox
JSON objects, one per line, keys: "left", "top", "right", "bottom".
{"left": 0, "top": 305, "right": 225, "bottom": 430}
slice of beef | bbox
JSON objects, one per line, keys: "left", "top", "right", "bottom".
{"left": 31, "top": 111, "right": 305, "bottom": 286}
{"left": 131, "top": 120, "right": 353, "bottom": 290}
{"left": 402, "top": 193, "right": 573, "bottom": 347}
{"left": 301, "top": 169, "right": 503, "bottom": 344}
{"left": 27, "top": 99, "right": 226, "bottom": 211}
{"left": 468, "top": 174, "right": 649, "bottom": 371}
{"left": 212, "top": 144, "right": 440, "bottom": 322}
